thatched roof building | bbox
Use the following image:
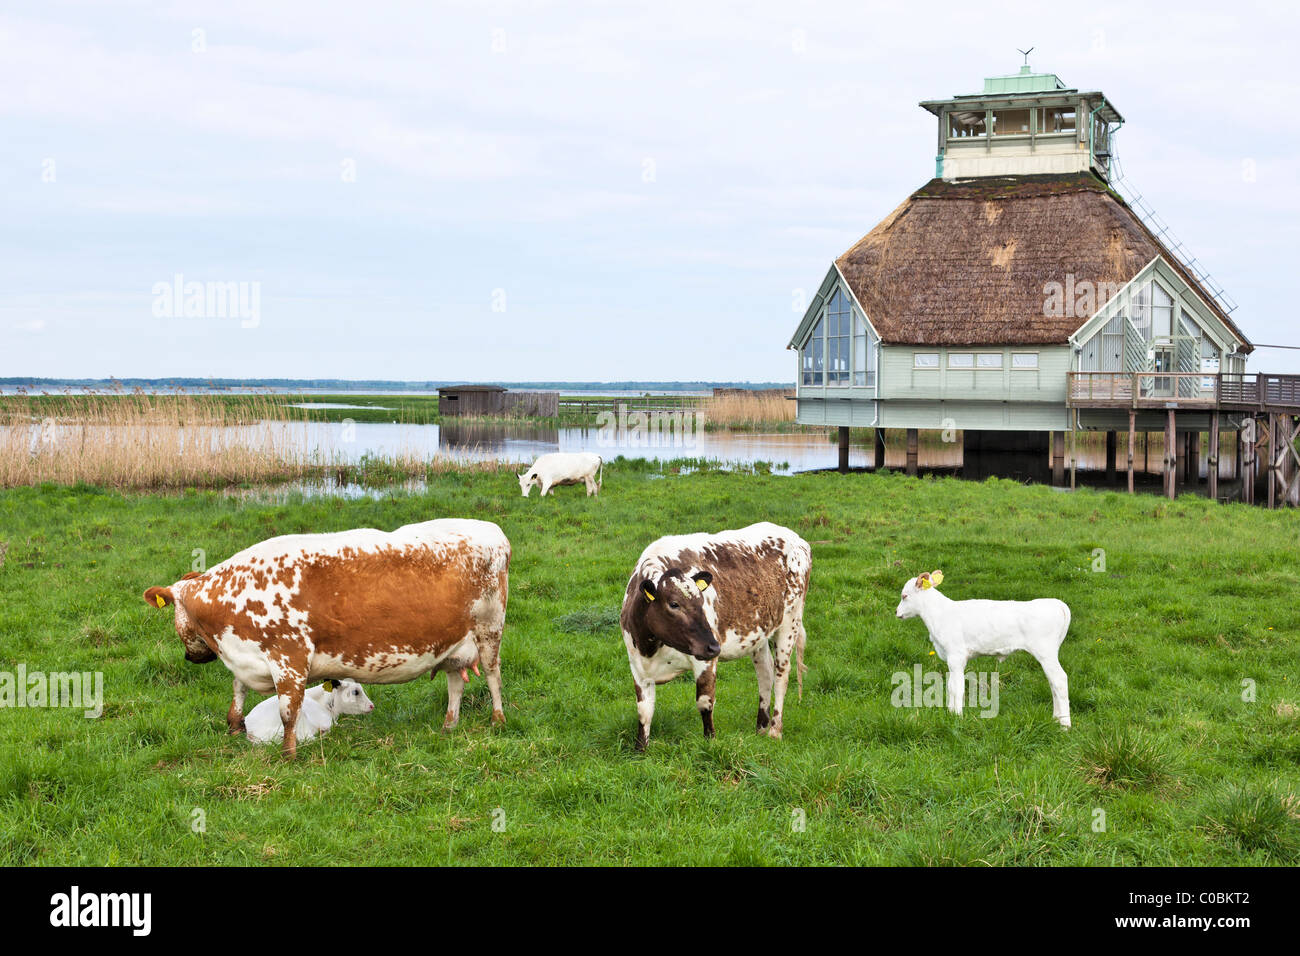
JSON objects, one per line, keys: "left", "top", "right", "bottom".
{"left": 787, "top": 64, "right": 1256, "bottom": 483}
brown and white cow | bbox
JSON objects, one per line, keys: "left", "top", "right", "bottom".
{"left": 620, "top": 522, "right": 811, "bottom": 751}
{"left": 143, "top": 518, "right": 510, "bottom": 757}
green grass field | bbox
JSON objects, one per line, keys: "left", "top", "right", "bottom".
{"left": 1, "top": 468, "right": 1297, "bottom": 865}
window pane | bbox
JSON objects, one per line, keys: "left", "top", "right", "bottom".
{"left": 1041, "top": 107, "right": 1076, "bottom": 133}
{"left": 915, "top": 353, "right": 939, "bottom": 369}
{"left": 949, "top": 110, "right": 986, "bottom": 138}
{"left": 1012, "top": 353, "right": 1039, "bottom": 369}
{"left": 992, "top": 109, "right": 1030, "bottom": 135}
{"left": 948, "top": 352, "right": 974, "bottom": 368}
{"left": 977, "top": 353, "right": 1003, "bottom": 368}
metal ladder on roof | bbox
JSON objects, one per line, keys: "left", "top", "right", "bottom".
{"left": 1108, "top": 152, "right": 1239, "bottom": 316}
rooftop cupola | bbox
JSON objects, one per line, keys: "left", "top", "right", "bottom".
{"left": 920, "top": 58, "right": 1123, "bottom": 182}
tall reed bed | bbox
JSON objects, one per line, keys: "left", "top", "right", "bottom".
{"left": 699, "top": 390, "right": 796, "bottom": 428}
{"left": 0, "top": 391, "right": 509, "bottom": 489}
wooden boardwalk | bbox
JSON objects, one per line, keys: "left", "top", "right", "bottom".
{"left": 1067, "top": 372, "right": 1300, "bottom": 506}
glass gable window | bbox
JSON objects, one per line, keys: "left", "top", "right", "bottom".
{"left": 802, "top": 316, "right": 824, "bottom": 385}
{"left": 1151, "top": 284, "right": 1174, "bottom": 341}
{"left": 992, "top": 109, "right": 1030, "bottom": 135}
{"left": 1040, "top": 107, "right": 1076, "bottom": 134}
{"left": 948, "top": 110, "right": 986, "bottom": 138}
{"left": 852, "top": 314, "right": 875, "bottom": 387}
{"left": 826, "top": 289, "right": 850, "bottom": 385}
{"left": 800, "top": 286, "right": 877, "bottom": 388}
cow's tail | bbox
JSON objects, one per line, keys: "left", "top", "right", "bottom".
{"left": 597, "top": 456, "right": 603, "bottom": 491}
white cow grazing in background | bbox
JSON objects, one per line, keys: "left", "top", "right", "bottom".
{"left": 895, "top": 570, "right": 1072, "bottom": 728}
{"left": 245, "top": 679, "right": 375, "bottom": 745}
{"left": 519, "top": 452, "right": 603, "bottom": 497}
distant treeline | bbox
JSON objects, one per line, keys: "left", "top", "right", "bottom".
{"left": 2, "top": 378, "right": 793, "bottom": 392}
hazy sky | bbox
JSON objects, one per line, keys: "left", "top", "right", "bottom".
{"left": 3, "top": 0, "right": 1298, "bottom": 381}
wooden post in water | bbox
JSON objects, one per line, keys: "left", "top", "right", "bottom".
{"left": 1165, "top": 410, "right": 1177, "bottom": 499}
{"left": 837, "top": 426, "right": 849, "bottom": 474}
{"left": 1105, "top": 430, "right": 1117, "bottom": 484}
{"left": 1051, "top": 431, "right": 1065, "bottom": 487}
{"left": 905, "top": 429, "right": 918, "bottom": 477}
{"left": 1208, "top": 412, "right": 1220, "bottom": 502}
{"left": 874, "top": 428, "right": 886, "bottom": 471}
{"left": 1070, "top": 425, "right": 1077, "bottom": 490}
{"left": 1188, "top": 431, "right": 1201, "bottom": 484}
{"left": 1127, "top": 410, "right": 1136, "bottom": 494}
{"left": 1143, "top": 432, "right": 1149, "bottom": 473}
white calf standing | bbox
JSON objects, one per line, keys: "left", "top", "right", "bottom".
{"left": 895, "top": 570, "right": 1071, "bottom": 728}
{"left": 245, "top": 679, "right": 375, "bottom": 745}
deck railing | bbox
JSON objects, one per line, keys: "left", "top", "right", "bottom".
{"left": 1068, "top": 372, "right": 1300, "bottom": 411}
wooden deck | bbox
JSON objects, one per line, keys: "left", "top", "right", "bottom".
{"left": 1067, "top": 372, "right": 1300, "bottom": 414}
{"left": 1066, "top": 372, "right": 1300, "bottom": 507}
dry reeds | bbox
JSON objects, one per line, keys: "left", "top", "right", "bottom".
{"left": 0, "top": 391, "right": 513, "bottom": 490}
{"left": 700, "top": 390, "right": 795, "bottom": 428}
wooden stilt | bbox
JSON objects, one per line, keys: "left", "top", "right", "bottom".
{"left": 1051, "top": 431, "right": 1064, "bottom": 487}
{"left": 1070, "top": 424, "right": 1077, "bottom": 490}
{"left": 1165, "top": 410, "right": 1177, "bottom": 499}
{"left": 1143, "top": 432, "right": 1149, "bottom": 474}
{"left": 1127, "top": 410, "right": 1136, "bottom": 494}
{"left": 837, "top": 426, "right": 849, "bottom": 474}
{"left": 1208, "top": 412, "right": 1220, "bottom": 502}
{"left": 1188, "top": 431, "right": 1201, "bottom": 484}
{"left": 1105, "top": 430, "right": 1116, "bottom": 484}
{"left": 1243, "top": 422, "right": 1256, "bottom": 505}
{"left": 905, "top": 428, "right": 918, "bottom": 477}
{"left": 873, "top": 428, "right": 886, "bottom": 471}
{"left": 1268, "top": 413, "right": 1278, "bottom": 509}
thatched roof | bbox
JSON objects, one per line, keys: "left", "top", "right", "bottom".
{"left": 835, "top": 172, "right": 1251, "bottom": 349}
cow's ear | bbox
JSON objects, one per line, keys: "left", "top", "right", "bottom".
{"left": 144, "top": 586, "right": 173, "bottom": 608}
{"left": 693, "top": 572, "right": 713, "bottom": 592}
{"left": 641, "top": 579, "right": 656, "bottom": 602}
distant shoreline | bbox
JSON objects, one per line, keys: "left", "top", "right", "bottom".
{"left": 0, "top": 378, "right": 792, "bottom": 395}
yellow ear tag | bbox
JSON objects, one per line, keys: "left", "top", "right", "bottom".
{"left": 931, "top": 570, "right": 944, "bottom": 587}
{"left": 323, "top": 680, "right": 335, "bottom": 692}
{"left": 920, "top": 578, "right": 932, "bottom": 590}
{"left": 695, "top": 579, "right": 709, "bottom": 591}
{"left": 155, "top": 594, "right": 166, "bottom": 607}
{"left": 642, "top": 587, "right": 655, "bottom": 602}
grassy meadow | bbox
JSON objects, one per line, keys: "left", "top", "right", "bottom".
{"left": 0, "top": 465, "right": 1297, "bottom": 865}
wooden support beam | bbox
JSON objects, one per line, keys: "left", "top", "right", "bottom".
{"left": 874, "top": 428, "right": 886, "bottom": 471}
{"left": 837, "top": 426, "right": 849, "bottom": 474}
{"left": 1051, "top": 431, "right": 1065, "bottom": 487}
{"left": 1268, "top": 413, "right": 1278, "bottom": 509}
{"left": 1070, "top": 425, "right": 1077, "bottom": 490}
{"left": 1208, "top": 413, "right": 1220, "bottom": 502}
{"left": 1105, "top": 430, "right": 1117, "bottom": 483}
{"left": 1127, "top": 410, "right": 1136, "bottom": 494}
{"left": 905, "top": 428, "right": 918, "bottom": 477}
{"left": 1188, "top": 431, "right": 1201, "bottom": 485}
{"left": 1165, "top": 410, "right": 1177, "bottom": 500}
{"left": 1243, "top": 423, "right": 1256, "bottom": 505}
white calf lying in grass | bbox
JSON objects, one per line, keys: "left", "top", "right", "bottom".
{"left": 895, "top": 570, "right": 1072, "bottom": 728}
{"left": 245, "top": 679, "right": 375, "bottom": 745}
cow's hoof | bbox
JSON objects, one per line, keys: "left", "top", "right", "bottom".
{"left": 766, "top": 723, "right": 783, "bottom": 741}
{"left": 755, "top": 709, "right": 771, "bottom": 732}
{"left": 442, "top": 712, "right": 459, "bottom": 731}
{"left": 491, "top": 710, "right": 506, "bottom": 726}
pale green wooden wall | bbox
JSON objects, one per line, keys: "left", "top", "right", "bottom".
{"left": 878, "top": 345, "right": 1071, "bottom": 402}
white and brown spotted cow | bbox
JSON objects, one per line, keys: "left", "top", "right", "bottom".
{"left": 620, "top": 522, "right": 811, "bottom": 751}
{"left": 143, "top": 518, "right": 510, "bottom": 758}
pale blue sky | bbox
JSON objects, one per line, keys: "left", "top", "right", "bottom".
{"left": 2, "top": 0, "right": 1297, "bottom": 381}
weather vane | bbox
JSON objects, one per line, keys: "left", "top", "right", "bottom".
{"left": 1018, "top": 47, "right": 1034, "bottom": 67}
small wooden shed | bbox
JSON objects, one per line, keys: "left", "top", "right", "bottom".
{"left": 437, "top": 385, "right": 558, "bottom": 418}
